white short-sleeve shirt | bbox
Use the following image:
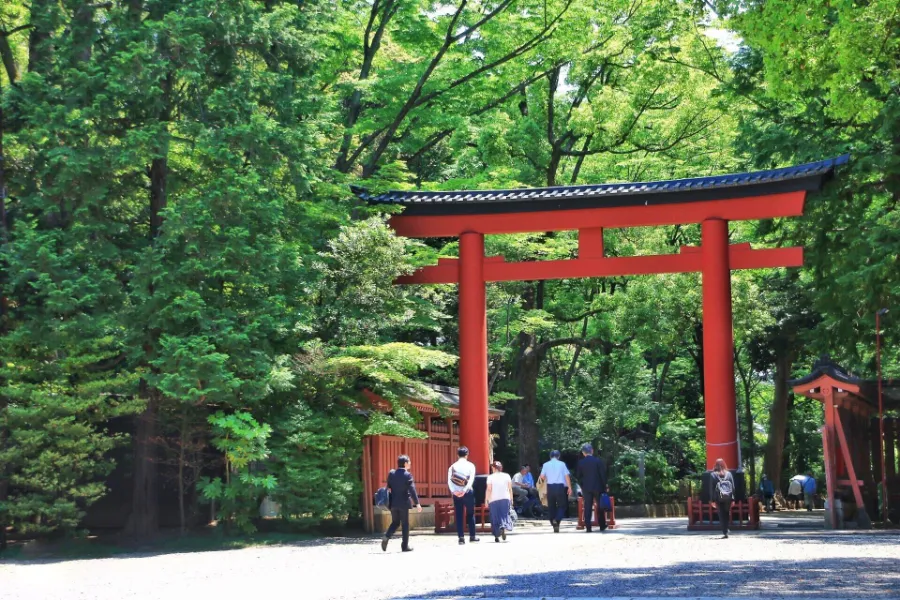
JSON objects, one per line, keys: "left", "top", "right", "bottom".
{"left": 487, "top": 472, "right": 512, "bottom": 503}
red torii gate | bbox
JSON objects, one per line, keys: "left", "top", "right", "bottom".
{"left": 354, "top": 155, "right": 847, "bottom": 475}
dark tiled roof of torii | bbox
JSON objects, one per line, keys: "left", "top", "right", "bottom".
{"left": 352, "top": 155, "right": 849, "bottom": 217}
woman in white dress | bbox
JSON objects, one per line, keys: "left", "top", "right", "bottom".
{"left": 486, "top": 460, "right": 515, "bottom": 542}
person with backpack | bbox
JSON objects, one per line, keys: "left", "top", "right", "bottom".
{"left": 448, "top": 446, "right": 479, "bottom": 545}
{"left": 712, "top": 458, "right": 735, "bottom": 539}
{"left": 381, "top": 454, "right": 422, "bottom": 552}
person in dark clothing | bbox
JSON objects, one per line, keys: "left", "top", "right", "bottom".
{"left": 759, "top": 474, "right": 775, "bottom": 513}
{"left": 382, "top": 454, "right": 422, "bottom": 552}
{"left": 712, "top": 458, "right": 735, "bottom": 539}
{"left": 575, "top": 443, "right": 608, "bottom": 532}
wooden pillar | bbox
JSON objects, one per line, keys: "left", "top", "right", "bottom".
{"left": 822, "top": 386, "right": 837, "bottom": 528}
{"left": 458, "top": 232, "right": 490, "bottom": 474}
{"left": 425, "top": 416, "right": 432, "bottom": 499}
{"left": 449, "top": 418, "right": 457, "bottom": 467}
{"left": 886, "top": 418, "right": 897, "bottom": 481}
{"left": 578, "top": 228, "right": 604, "bottom": 258}
{"left": 701, "top": 218, "right": 739, "bottom": 470}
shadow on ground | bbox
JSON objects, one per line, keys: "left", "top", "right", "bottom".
{"left": 400, "top": 558, "right": 900, "bottom": 598}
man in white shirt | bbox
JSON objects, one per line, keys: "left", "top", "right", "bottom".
{"left": 512, "top": 464, "right": 538, "bottom": 505}
{"left": 538, "top": 450, "right": 571, "bottom": 532}
{"left": 448, "top": 446, "right": 479, "bottom": 545}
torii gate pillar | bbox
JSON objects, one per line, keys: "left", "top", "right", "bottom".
{"left": 458, "top": 231, "right": 490, "bottom": 473}
{"left": 701, "top": 218, "right": 739, "bottom": 469}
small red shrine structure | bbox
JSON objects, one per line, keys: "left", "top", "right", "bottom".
{"left": 360, "top": 384, "right": 503, "bottom": 533}
{"left": 354, "top": 155, "right": 848, "bottom": 482}
{"left": 790, "top": 357, "right": 900, "bottom": 527}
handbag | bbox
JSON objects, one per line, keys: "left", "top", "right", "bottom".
{"left": 450, "top": 468, "right": 471, "bottom": 487}
{"left": 600, "top": 492, "right": 612, "bottom": 512}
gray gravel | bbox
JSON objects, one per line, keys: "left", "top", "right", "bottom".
{"left": 2, "top": 515, "right": 899, "bottom": 600}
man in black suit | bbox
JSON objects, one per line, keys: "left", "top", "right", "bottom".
{"left": 382, "top": 454, "right": 422, "bottom": 552}
{"left": 575, "top": 443, "right": 608, "bottom": 532}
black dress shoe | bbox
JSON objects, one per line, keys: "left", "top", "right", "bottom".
{"left": 402, "top": 547, "right": 414, "bottom": 552}
{"left": 501, "top": 528, "right": 506, "bottom": 541}
{"left": 458, "top": 538, "right": 465, "bottom": 545}
{"left": 585, "top": 528, "right": 592, "bottom": 533}
{"left": 381, "top": 537, "right": 388, "bottom": 552}
{"left": 470, "top": 537, "right": 480, "bottom": 542}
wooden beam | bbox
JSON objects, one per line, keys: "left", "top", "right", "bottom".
{"left": 389, "top": 191, "right": 806, "bottom": 237}
{"left": 834, "top": 409, "right": 866, "bottom": 509}
{"left": 397, "top": 245, "right": 803, "bottom": 285}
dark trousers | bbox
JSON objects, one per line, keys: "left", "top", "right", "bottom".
{"left": 453, "top": 491, "right": 477, "bottom": 539}
{"left": 385, "top": 507, "right": 410, "bottom": 548}
{"left": 582, "top": 491, "right": 607, "bottom": 531}
{"left": 717, "top": 500, "right": 732, "bottom": 535}
{"left": 547, "top": 484, "right": 567, "bottom": 524}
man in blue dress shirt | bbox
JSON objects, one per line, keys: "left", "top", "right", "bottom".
{"left": 538, "top": 450, "right": 571, "bottom": 532}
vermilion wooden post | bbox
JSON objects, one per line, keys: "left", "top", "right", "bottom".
{"left": 701, "top": 219, "right": 739, "bottom": 470}
{"left": 458, "top": 231, "right": 490, "bottom": 474}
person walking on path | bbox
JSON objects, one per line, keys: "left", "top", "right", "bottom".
{"left": 575, "top": 443, "right": 607, "bottom": 532}
{"left": 448, "top": 446, "right": 479, "bottom": 545}
{"left": 486, "top": 460, "right": 515, "bottom": 542}
{"left": 382, "top": 454, "right": 422, "bottom": 552}
{"left": 803, "top": 473, "right": 817, "bottom": 511}
{"left": 538, "top": 450, "right": 571, "bottom": 533}
{"left": 759, "top": 474, "right": 775, "bottom": 513}
{"left": 712, "top": 458, "right": 735, "bottom": 539}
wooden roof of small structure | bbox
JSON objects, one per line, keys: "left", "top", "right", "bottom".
{"left": 790, "top": 356, "right": 900, "bottom": 412}
{"left": 363, "top": 384, "right": 504, "bottom": 419}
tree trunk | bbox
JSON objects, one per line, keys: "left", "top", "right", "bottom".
{"left": 516, "top": 283, "right": 541, "bottom": 470}
{"left": 517, "top": 341, "right": 540, "bottom": 470}
{"left": 744, "top": 382, "right": 755, "bottom": 494}
{"left": 178, "top": 409, "right": 187, "bottom": 534}
{"left": 780, "top": 392, "right": 795, "bottom": 491}
{"left": 764, "top": 350, "right": 794, "bottom": 487}
{"left": 128, "top": 387, "right": 160, "bottom": 537}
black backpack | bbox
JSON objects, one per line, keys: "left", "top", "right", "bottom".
{"left": 715, "top": 474, "right": 734, "bottom": 502}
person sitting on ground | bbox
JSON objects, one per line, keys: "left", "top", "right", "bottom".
{"left": 512, "top": 464, "right": 538, "bottom": 504}
{"left": 486, "top": 460, "right": 515, "bottom": 542}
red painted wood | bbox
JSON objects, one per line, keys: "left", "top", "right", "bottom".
{"left": 578, "top": 228, "right": 604, "bottom": 258}
{"left": 701, "top": 219, "right": 739, "bottom": 470}
{"left": 397, "top": 245, "right": 804, "bottom": 285}
{"left": 390, "top": 192, "right": 807, "bottom": 238}
{"left": 822, "top": 386, "right": 837, "bottom": 527}
{"left": 458, "top": 232, "right": 490, "bottom": 474}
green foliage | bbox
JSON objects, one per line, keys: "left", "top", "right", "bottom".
{"left": 198, "top": 412, "right": 275, "bottom": 535}
{"left": 609, "top": 449, "right": 678, "bottom": 504}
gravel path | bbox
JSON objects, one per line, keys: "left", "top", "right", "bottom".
{"left": 2, "top": 515, "right": 899, "bottom": 600}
